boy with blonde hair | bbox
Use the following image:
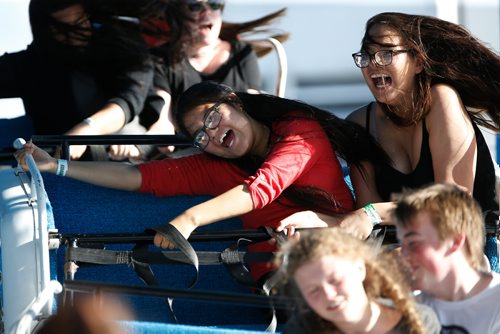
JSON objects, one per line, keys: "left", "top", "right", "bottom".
{"left": 393, "top": 183, "right": 500, "bottom": 333}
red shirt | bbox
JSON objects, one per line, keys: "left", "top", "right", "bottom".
{"left": 138, "top": 116, "right": 353, "bottom": 279}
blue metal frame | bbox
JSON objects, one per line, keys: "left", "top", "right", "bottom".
{"left": 497, "top": 135, "right": 500, "bottom": 164}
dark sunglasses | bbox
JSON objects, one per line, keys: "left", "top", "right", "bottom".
{"left": 187, "top": 0, "right": 225, "bottom": 13}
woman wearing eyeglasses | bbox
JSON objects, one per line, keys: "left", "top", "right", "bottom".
{"left": 15, "top": 81, "right": 387, "bottom": 283}
{"left": 108, "top": 0, "right": 288, "bottom": 160}
{"left": 276, "top": 12, "right": 500, "bottom": 239}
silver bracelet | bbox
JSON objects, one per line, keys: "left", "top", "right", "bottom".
{"left": 56, "top": 159, "right": 68, "bottom": 177}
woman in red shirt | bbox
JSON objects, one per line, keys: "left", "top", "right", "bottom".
{"left": 15, "top": 82, "right": 386, "bottom": 281}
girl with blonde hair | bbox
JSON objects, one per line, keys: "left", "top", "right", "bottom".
{"left": 277, "top": 228, "right": 440, "bottom": 334}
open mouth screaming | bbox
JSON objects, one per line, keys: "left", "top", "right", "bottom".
{"left": 371, "top": 73, "right": 392, "bottom": 88}
{"left": 219, "top": 129, "right": 234, "bottom": 148}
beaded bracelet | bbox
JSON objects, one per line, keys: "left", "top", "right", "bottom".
{"left": 56, "top": 159, "right": 68, "bottom": 177}
{"left": 362, "top": 203, "right": 382, "bottom": 226}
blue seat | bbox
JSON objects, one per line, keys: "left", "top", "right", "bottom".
{"left": 42, "top": 173, "right": 275, "bottom": 329}
{"left": 120, "top": 321, "right": 273, "bottom": 334}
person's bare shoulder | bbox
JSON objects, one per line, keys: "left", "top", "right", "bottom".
{"left": 429, "top": 83, "right": 461, "bottom": 103}
{"left": 427, "top": 83, "right": 468, "bottom": 130}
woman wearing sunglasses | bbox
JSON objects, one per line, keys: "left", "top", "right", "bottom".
{"left": 276, "top": 12, "right": 500, "bottom": 240}
{"left": 108, "top": 0, "right": 288, "bottom": 160}
{"left": 15, "top": 81, "right": 387, "bottom": 283}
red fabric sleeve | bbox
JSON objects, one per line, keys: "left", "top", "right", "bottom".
{"left": 244, "top": 117, "right": 331, "bottom": 209}
{"left": 137, "top": 153, "right": 247, "bottom": 197}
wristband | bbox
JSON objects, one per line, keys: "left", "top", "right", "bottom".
{"left": 56, "top": 159, "right": 68, "bottom": 177}
{"left": 82, "top": 117, "right": 95, "bottom": 129}
{"left": 363, "top": 203, "right": 382, "bottom": 226}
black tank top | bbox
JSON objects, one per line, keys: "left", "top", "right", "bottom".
{"left": 365, "top": 103, "right": 498, "bottom": 212}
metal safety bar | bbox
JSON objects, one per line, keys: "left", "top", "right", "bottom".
{"left": 31, "top": 134, "right": 191, "bottom": 160}
{"left": 64, "top": 280, "right": 293, "bottom": 310}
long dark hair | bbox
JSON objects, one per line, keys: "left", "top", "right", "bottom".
{"left": 28, "top": 0, "right": 168, "bottom": 72}
{"left": 29, "top": 0, "right": 89, "bottom": 65}
{"left": 85, "top": 0, "right": 192, "bottom": 65}
{"left": 361, "top": 12, "right": 499, "bottom": 131}
{"left": 220, "top": 8, "right": 289, "bottom": 57}
{"left": 175, "top": 82, "right": 389, "bottom": 213}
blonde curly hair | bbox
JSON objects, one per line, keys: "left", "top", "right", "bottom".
{"left": 276, "top": 228, "right": 427, "bottom": 334}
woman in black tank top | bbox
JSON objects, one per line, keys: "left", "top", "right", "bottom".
{"left": 275, "top": 12, "right": 499, "bottom": 241}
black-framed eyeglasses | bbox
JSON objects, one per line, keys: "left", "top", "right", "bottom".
{"left": 187, "top": 0, "right": 225, "bottom": 13}
{"left": 192, "top": 101, "right": 224, "bottom": 150}
{"left": 352, "top": 49, "right": 413, "bottom": 68}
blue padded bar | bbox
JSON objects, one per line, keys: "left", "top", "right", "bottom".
{"left": 120, "top": 321, "right": 281, "bottom": 334}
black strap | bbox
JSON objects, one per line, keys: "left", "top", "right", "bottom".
{"left": 147, "top": 224, "right": 199, "bottom": 287}
{"left": 220, "top": 236, "right": 283, "bottom": 333}
{"left": 131, "top": 242, "right": 179, "bottom": 322}
{"left": 65, "top": 244, "right": 275, "bottom": 267}
{"left": 369, "top": 225, "right": 388, "bottom": 252}
{"left": 135, "top": 248, "right": 221, "bottom": 265}
{"left": 63, "top": 226, "right": 279, "bottom": 330}
{"left": 149, "top": 225, "right": 199, "bottom": 270}
{"left": 371, "top": 225, "right": 399, "bottom": 246}
{"left": 222, "top": 238, "right": 261, "bottom": 288}
{"left": 67, "top": 245, "right": 274, "bottom": 264}
{"left": 138, "top": 224, "right": 199, "bottom": 322}
{"left": 66, "top": 247, "right": 130, "bottom": 265}
{"left": 145, "top": 225, "right": 279, "bottom": 332}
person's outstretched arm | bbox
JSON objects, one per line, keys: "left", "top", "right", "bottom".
{"left": 342, "top": 161, "right": 396, "bottom": 237}
{"left": 275, "top": 162, "right": 394, "bottom": 240}
{"left": 68, "top": 61, "right": 155, "bottom": 160}
{"left": 14, "top": 142, "right": 141, "bottom": 191}
{"left": 108, "top": 89, "right": 175, "bottom": 160}
{"left": 155, "top": 116, "right": 351, "bottom": 245}
{"left": 154, "top": 184, "right": 254, "bottom": 248}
